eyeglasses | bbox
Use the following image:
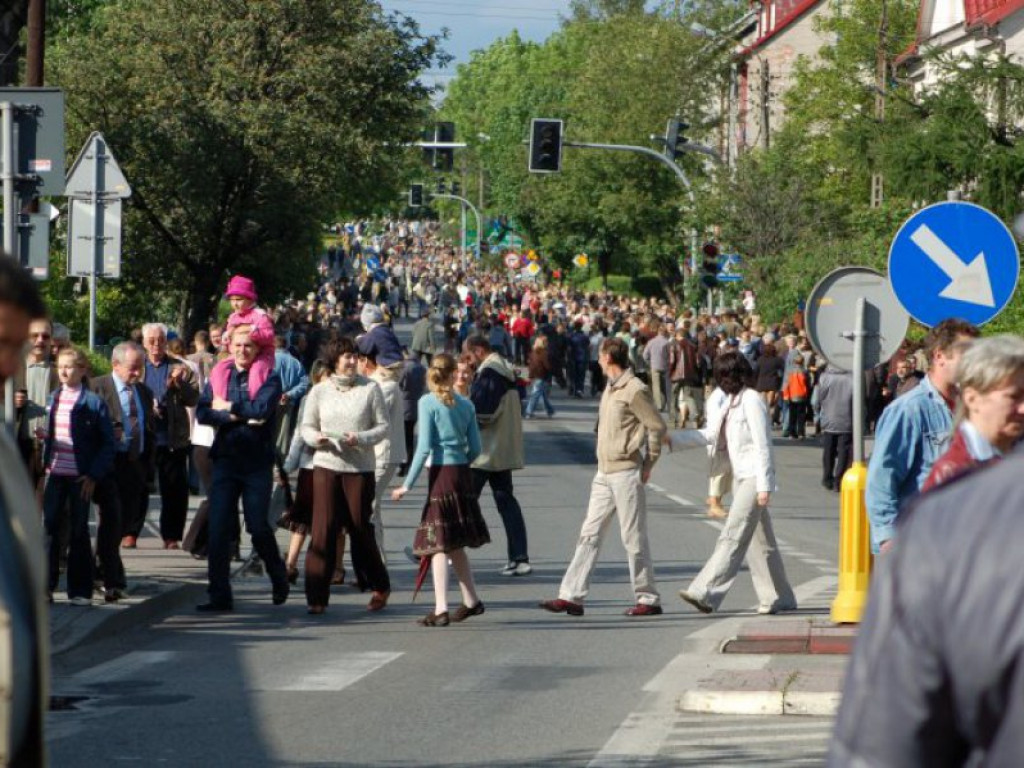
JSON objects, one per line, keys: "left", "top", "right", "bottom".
{"left": 31, "top": 333, "right": 51, "bottom": 339}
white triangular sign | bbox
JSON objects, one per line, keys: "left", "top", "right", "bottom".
{"left": 65, "top": 132, "right": 132, "bottom": 199}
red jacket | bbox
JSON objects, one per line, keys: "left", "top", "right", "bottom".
{"left": 922, "top": 427, "right": 995, "bottom": 492}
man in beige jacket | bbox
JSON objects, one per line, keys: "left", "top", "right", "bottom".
{"left": 541, "top": 336, "right": 667, "bottom": 617}
{"left": 0, "top": 253, "right": 50, "bottom": 766}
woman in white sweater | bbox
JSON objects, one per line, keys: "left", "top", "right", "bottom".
{"left": 300, "top": 337, "right": 390, "bottom": 615}
{"left": 669, "top": 351, "right": 797, "bottom": 615}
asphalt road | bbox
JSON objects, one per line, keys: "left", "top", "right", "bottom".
{"left": 47, "top": 365, "right": 843, "bottom": 766}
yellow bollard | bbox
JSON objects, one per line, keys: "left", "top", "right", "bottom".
{"left": 830, "top": 461, "right": 874, "bottom": 624}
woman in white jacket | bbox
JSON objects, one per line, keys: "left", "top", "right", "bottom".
{"left": 669, "top": 351, "right": 797, "bottom": 615}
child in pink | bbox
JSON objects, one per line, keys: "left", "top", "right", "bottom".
{"left": 208, "top": 275, "right": 276, "bottom": 400}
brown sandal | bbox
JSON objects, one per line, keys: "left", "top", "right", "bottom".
{"left": 367, "top": 590, "right": 390, "bottom": 612}
{"left": 307, "top": 605, "right": 325, "bottom": 615}
{"left": 417, "top": 611, "right": 450, "bottom": 627}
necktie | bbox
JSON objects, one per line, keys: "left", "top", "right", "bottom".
{"left": 126, "top": 386, "right": 140, "bottom": 457}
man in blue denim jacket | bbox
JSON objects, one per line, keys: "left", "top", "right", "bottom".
{"left": 866, "top": 319, "right": 978, "bottom": 554}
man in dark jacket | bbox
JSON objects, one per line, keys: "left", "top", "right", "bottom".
{"left": 831, "top": 449, "right": 1024, "bottom": 765}
{"left": 466, "top": 336, "right": 531, "bottom": 576}
{"left": 91, "top": 341, "right": 155, "bottom": 597}
{"left": 397, "top": 350, "right": 426, "bottom": 477}
{"left": 195, "top": 330, "right": 289, "bottom": 612}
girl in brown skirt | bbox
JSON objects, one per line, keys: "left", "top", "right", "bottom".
{"left": 392, "top": 354, "right": 489, "bottom": 626}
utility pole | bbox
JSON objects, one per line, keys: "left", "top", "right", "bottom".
{"left": 871, "top": 0, "right": 887, "bottom": 208}
{"left": 26, "top": 0, "right": 44, "bottom": 86}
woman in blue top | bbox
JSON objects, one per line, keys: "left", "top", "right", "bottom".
{"left": 392, "top": 353, "right": 489, "bottom": 626}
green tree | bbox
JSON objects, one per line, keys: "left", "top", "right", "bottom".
{"left": 49, "top": 0, "right": 443, "bottom": 338}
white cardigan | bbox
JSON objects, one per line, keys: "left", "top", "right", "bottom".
{"left": 668, "top": 387, "right": 776, "bottom": 493}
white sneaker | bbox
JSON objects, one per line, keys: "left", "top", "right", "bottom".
{"left": 70, "top": 596, "right": 92, "bottom": 607}
{"left": 501, "top": 561, "right": 533, "bottom": 576}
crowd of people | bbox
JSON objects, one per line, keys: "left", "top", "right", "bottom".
{"left": 3, "top": 215, "right": 1024, "bottom": 762}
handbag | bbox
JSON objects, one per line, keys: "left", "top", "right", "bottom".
{"left": 271, "top": 455, "right": 296, "bottom": 530}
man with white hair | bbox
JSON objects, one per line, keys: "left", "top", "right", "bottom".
{"left": 139, "top": 322, "right": 199, "bottom": 549}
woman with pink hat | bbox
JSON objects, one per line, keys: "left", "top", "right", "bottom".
{"left": 208, "top": 275, "right": 276, "bottom": 403}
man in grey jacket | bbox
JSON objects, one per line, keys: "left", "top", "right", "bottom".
{"left": 814, "top": 365, "right": 853, "bottom": 491}
{"left": 831, "top": 449, "right": 1024, "bottom": 766}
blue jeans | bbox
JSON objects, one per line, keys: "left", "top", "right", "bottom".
{"left": 43, "top": 474, "right": 93, "bottom": 598}
{"left": 524, "top": 378, "right": 554, "bottom": 417}
{"left": 206, "top": 458, "right": 286, "bottom": 605}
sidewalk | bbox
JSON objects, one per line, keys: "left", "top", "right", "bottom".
{"left": 49, "top": 500, "right": 271, "bottom": 656}
{"left": 677, "top": 593, "right": 855, "bottom": 718}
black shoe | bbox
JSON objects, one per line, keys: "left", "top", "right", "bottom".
{"left": 821, "top": 479, "right": 834, "bottom": 491}
{"left": 272, "top": 579, "right": 290, "bottom": 606}
{"left": 196, "top": 601, "right": 233, "bottom": 613}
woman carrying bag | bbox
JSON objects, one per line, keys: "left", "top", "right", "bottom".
{"left": 391, "top": 354, "right": 489, "bottom": 627}
{"left": 670, "top": 351, "right": 797, "bottom": 616}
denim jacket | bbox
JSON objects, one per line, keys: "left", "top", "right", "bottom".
{"left": 865, "top": 375, "right": 952, "bottom": 552}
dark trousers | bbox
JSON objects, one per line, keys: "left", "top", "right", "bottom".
{"left": 92, "top": 473, "right": 125, "bottom": 590}
{"left": 42, "top": 475, "right": 93, "bottom": 599}
{"left": 472, "top": 469, "right": 528, "bottom": 564}
{"left": 117, "top": 453, "right": 150, "bottom": 539}
{"left": 784, "top": 401, "right": 807, "bottom": 437}
{"left": 514, "top": 337, "right": 530, "bottom": 366}
{"left": 400, "top": 420, "right": 415, "bottom": 474}
{"left": 588, "top": 361, "right": 604, "bottom": 396}
{"left": 307, "top": 468, "right": 388, "bottom": 607}
{"left": 822, "top": 432, "right": 853, "bottom": 488}
{"left": 206, "top": 458, "right": 286, "bottom": 606}
{"left": 154, "top": 445, "right": 190, "bottom": 542}
{"left": 568, "top": 359, "right": 586, "bottom": 396}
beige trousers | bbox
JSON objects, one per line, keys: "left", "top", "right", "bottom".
{"left": 686, "top": 475, "right": 795, "bottom": 611}
{"left": 559, "top": 468, "right": 660, "bottom": 606}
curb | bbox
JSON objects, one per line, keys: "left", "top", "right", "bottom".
{"left": 50, "top": 555, "right": 260, "bottom": 657}
{"left": 51, "top": 581, "right": 206, "bottom": 657}
{"left": 678, "top": 688, "right": 840, "bottom": 717}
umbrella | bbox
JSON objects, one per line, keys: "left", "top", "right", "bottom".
{"left": 411, "top": 554, "right": 430, "bottom": 603}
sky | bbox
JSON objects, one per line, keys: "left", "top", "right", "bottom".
{"left": 378, "top": 0, "right": 576, "bottom": 95}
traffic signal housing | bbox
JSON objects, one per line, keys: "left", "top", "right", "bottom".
{"left": 529, "top": 118, "right": 563, "bottom": 173}
{"left": 433, "top": 122, "right": 455, "bottom": 172}
{"left": 664, "top": 118, "right": 689, "bottom": 162}
{"left": 700, "top": 241, "right": 720, "bottom": 289}
{"left": 409, "top": 184, "right": 423, "bottom": 207}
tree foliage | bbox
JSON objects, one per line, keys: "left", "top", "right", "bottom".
{"left": 440, "top": 3, "right": 742, "bottom": 300}
{"left": 48, "top": 0, "right": 443, "bottom": 339}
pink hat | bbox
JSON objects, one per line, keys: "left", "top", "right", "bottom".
{"left": 224, "top": 275, "right": 257, "bottom": 302}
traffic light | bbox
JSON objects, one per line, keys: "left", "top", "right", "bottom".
{"left": 700, "top": 241, "right": 719, "bottom": 289}
{"left": 433, "top": 122, "right": 455, "bottom": 172}
{"left": 409, "top": 184, "right": 423, "bottom": 207}
{"left": 664, "top": 118, "right": 689, "bottom": 162}
{"left": 529, "top": 118, "right": 563, "bottom": 173}
{"left": 436, "top": 179, "right": 447, "bottom": 195}
{"left": 451, "top": 181, "right": 461, "bottom": 197}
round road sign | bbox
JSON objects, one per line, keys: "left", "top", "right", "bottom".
{"left": 805, "top": 266, "right": 909, "bottom": 372}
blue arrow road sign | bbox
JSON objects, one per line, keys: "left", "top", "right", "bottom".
{"left": 888, "top": 201, "right": 1019, "bottom": 327}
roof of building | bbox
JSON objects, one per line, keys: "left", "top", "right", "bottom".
{"left": 901, "top": 0, "right": 1024, "bottom": 63}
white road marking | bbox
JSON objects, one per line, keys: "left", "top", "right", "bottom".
{"left": 647, "top": 482, "right": 665, "bottom": 493}
{"left": 588, "top": 575, "right": 837, "bottom": 767}
{"left": 71, "top": 651, "right": 178, "bottom": 687}
{"left": 665, "top": 493, "right": 696, "bottom": 506}
{"left": 256, "top": 651, "right": 403, "bottom": 692}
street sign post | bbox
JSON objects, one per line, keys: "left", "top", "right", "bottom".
{"left": 1, "top": 88, "right": 65, "bottom": 431}
{"left": 888, "top": 201, "right": 1019, "bottom": 327}
{"left": 65, "top": 132, "right": 132, "bottom": 350}
{"left": 805, "top": 266, "right": 909, "bottom": 625}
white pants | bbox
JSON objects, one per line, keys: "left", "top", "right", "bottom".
{"left": 371, "top": 464, "right": 399, "bottom": 563}
{"left": 559, "top": 468, "right": 660, "bottom": 606}
{"left": 686, "top": 475, "right": 794, "bottom": 611}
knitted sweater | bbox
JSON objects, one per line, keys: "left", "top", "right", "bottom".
{"left": 300, "top": 375, "right": 388, "bottom": 473}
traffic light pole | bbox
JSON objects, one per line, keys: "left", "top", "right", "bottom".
{"left": 430, "top": 192, "right": 481, "bottom": 270}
